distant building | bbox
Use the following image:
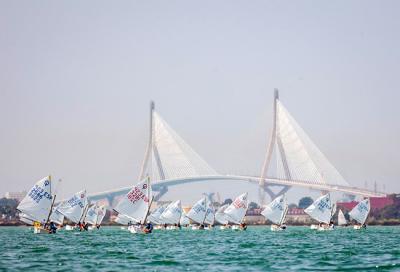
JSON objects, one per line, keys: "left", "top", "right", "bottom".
{"left": 337, "top": 196, "right": 394, "bottom": 211}
{"left": 4, "top": 191, "right": 26, "bottom": 202}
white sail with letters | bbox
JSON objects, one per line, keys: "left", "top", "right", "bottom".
{"left": 338, "top": 209, "right": 347, "bottom": 226}
{"left": 84, "top": 204, "right": 99, "bottom": 225}
{"left": 261, "top": 194, "right": 287, "bottom": 225}
{"left": 224, "top": 193, "right": 248, "bottom": 224}
{"left": 58, "top": 190, "right": 88, "bottom": 224}
{"left": 186, "top": 197, "right": 207, "bottom": 224}
{"left": 304, "top": 194, "right": 333, "bottom": 224}
{"left": 160, "top": 200, "right": 182, "bottom": 225}
{"left": 215, "top": 204, "right": 229, "bottom": 225}
{"left": 349, "top": 198, "right": 370, "bottom": 225}
{"left": 17, "top": 176, "right": 53, "bottom": 224}
{"left": 148, "top": 205, "right": 167, "bottom": 225}
{"left": 49, "top": 204, "right": 64, "bottom": 225}
{"left": 114, "top": 178, "right": 152, "bottom": 224}
{"left": 95, "top": 206, "right": 107, "bottom": 225}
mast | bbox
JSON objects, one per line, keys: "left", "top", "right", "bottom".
{"left": 142, "top": 176, "right": 153, "bottom": 225}
{"left": 44, "top": 175, "right": 56, "bottom": 226}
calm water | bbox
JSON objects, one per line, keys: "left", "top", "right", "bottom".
{"left": 1, "top": 226, "right": 399, "bottom": 271}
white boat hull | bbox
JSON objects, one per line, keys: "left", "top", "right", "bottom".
{"left": 65, "top": 225, "right": 76, "bottom": 231}
{"left": 353, "top": 225, "right": 366, "bottom": 230}
{"left": 310, "top": 224, "right": 319, "bottom": 230}
{"left": 271, "top": 224, "right": 286, "bottom": 231}
{"left": 166, "top": 225, "right": 179, "bottom": 230}
{"left": 219, "top": 225, "right": 230, "bottom": 230}
{"left": 128, "top": 225, "right": 145, "bottom": 234}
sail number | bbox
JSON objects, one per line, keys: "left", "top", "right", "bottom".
{"left": 28, "top": 185, "right": 52, "bottom": 203}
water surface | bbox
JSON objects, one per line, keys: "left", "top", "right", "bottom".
{"left": 1, "top": 226, "right": 399, "bottom": 271}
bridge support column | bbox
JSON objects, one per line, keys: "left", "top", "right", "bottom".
{"left": 262, "top": 184, "right": 291, "bottom": 202}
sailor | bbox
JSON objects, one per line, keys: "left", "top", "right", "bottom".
{"left": 49, "top": 221, "right": 57, "bottom": 234}
{"left": 144, "top": 221, "right": 153, "bottom": 233}
{"left": 83, "top": 222, "right": 89, "bottom": 231}
{"left": 240, "top": 222, "right": 247, "bottom": 230}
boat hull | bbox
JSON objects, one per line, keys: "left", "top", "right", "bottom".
{"left": 271, "top": 224, "right": 286, "bottom": 231}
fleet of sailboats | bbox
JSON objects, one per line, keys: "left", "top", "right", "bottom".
{"left": 16, "top": 176, "right": 374, "bottom": 235}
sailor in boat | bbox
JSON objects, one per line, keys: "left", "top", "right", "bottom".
{"left": 49, "top": 221, "right": 57, "bottom": 234}
{"left": 96, "top": 224, "right": 101, "bottom": 230}
{"left": 177, "top": 223, "right": 182, "bottom": 230}
{"left": 239, "top": 222, "right": 247, "bottom": 230}
{"left": 143, "top": 221, "right": 154, "bottom": 234}
{"left": 83, "top": 221, "right": 89, "bottom": 231}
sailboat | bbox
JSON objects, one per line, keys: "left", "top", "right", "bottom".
{"left": 159, "top": 200, "right": 182, "bottom": 230}
{"left": 85, "top": 204, "right": 106, "bottom": 230}
{"left": 215, "top": 204, "right": 230, "bottom": 229}
{"left": 114, "top": 177, "right": 153, "bottom": 234}
{"left": 58, "top": 189, "right": 88, "bottom": 231}
{"left": 261, "top": 194, "right": 288, "bottom": 231}
{"left": 187, "top": 197, "right": 207, "bottom": 230}
{"left": 17, "top": 176, "right": 56, "bottom": 234}
{"left": 349, "top": 198, "right": 370, "bottom": 230}
{"left": 337, "top": 209, "right": 347, "bottom": 227}
{"left": 304, "top": 193, "right": 335, "bottom": 231}
{"left": 224, "top": 193, "right": 249, "bottom": 230}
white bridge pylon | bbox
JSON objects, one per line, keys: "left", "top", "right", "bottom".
{"left": 132, "top": 97, "right": 385, "bottom": 203}
{"left": 88, "top": 94, "right": 386, "bottom": 205}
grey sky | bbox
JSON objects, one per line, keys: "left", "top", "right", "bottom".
{"left": 0, "top": 1, "right": 399, "bottom": 204}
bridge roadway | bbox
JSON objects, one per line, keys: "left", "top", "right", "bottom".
{"left": 88, "top": 175, "right": 386, "bottom": 204}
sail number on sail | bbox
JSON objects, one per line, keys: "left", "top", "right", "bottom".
{"left": 127, "top": 185, "right": 149, "bottom": 204}
{"left": 28, "top": 183, "right": 52, "bottom": 204}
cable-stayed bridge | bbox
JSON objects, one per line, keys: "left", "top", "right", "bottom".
{"left": 89, "top": 90, "right": 386, "bottom": 206}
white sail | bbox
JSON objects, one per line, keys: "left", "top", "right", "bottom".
{"left": 338, "top": 209, "right": 347, "bottom": 226}
{"left": 261, "top": 194, "right": 287, "bottom": 225}
{"left": 186, "top": 197, "right": 207, "bottom": 224}
{"left": 349, "top": 199, "right": 370, "bottom": 225}
{"left": 17, "top": 176, "right": 53, "bottom": 224}
{"left": 160, "top": 200, "right": 182, "bottom": 224}
{"left": 304, "top": 194, "right": 333, "bottom": 224}
{"left": 49, "top": 204, "right": 64, "bottom": 225}
{"left": 114, "top": 178, "right": 152, "bottom": 224}
{"left": 224, "top": 193, "right": 248, "bottom": 224}
{"left": 114, "top": 213, "right": 138, "bottom": 225}
{"left": 95, "top": 206, "right": 107, "bottom": 225}
{"left": 84, "top": 205, "right": 99, "bottom": 225}
{"left": 19, "top": 213, "right": 36, "bottom": 225}
{"left": 215, "top": 204, "right": 229, "bottom": 225}
{"left": 204, "top": 199, "right": 215, "bottom": 225}
{"left": 148, "top": 205, "right": 167, "bottom": 224}
{"left": 179, "top": 211, "right": 191, "bottom": 225}
{"left": 58, "top": 190, "right": 88, "bottom": 223}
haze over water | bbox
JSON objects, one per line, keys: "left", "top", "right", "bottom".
{"left": 0, "top": 226, "right": 398, "bottom": 271}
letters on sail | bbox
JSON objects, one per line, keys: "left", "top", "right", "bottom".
{"left": 186, "top": 197, "right": 207, "bottom": 224}
{"left": 114, "top": 179, "right": 152, "bottom": 224}
{"left": 349, "top": 198, "right": 370, "bottom": 225}
{"left": 224, "top": 193, "right": 248, "bottom": 224}
{"left": 215, "top": 204, "right": 229, "bottom": 225}
{"left": 261, "top": 194, "right": 287, "bottom": 225}
{"left": 85, "top": 204, "right": 105, "bottom": 225}
{"left": 58, "top": 190, "right": 88, "bottom": 223}
{"left": 304, "top": 194, "right": 333, "bottom": 224}
{"left": 160, "top": 200, "right": 182, "bottom": 225}
{"left": 17, "top": 176, "right": 53, "bottom": 224}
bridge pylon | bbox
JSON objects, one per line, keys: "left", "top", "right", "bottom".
{"left": 259, "top": 89, "right": 292, "bottom": 205}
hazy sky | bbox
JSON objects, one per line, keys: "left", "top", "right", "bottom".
{"left": 1, "top": 1, "right": 399, "bottom": 204}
